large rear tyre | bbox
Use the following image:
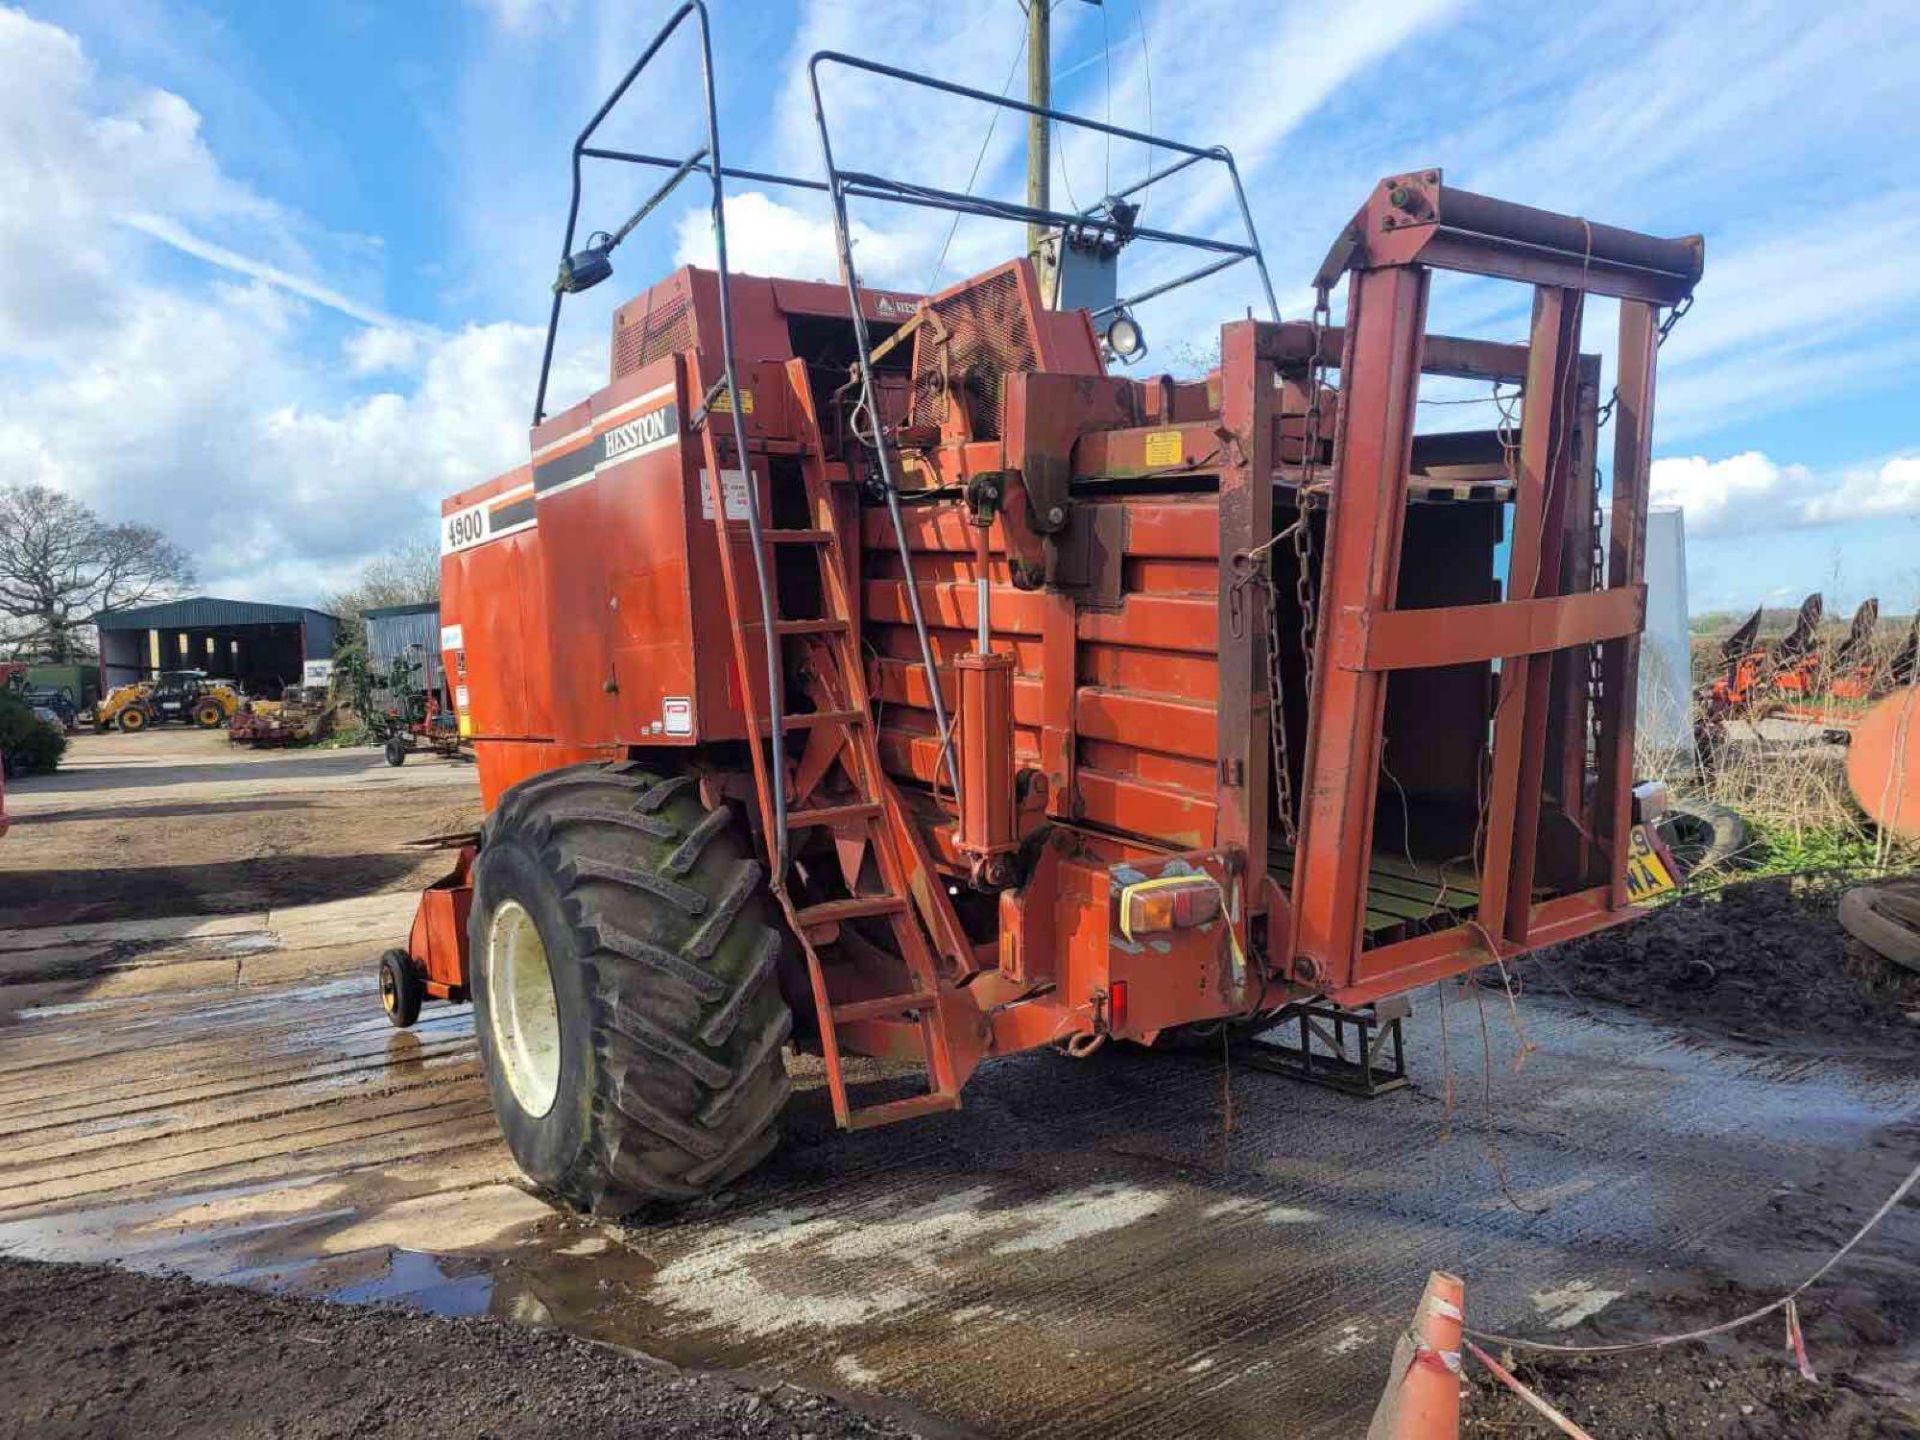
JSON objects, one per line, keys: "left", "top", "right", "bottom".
{"left": 192, "top": 699, "right": 226, "bottom": 729}
{"left": 468, "top": 761, "right": 792, "bottom": 1214}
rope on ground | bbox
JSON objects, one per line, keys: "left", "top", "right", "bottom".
{"left": 1465, "top": 1151, "right": 1920, "bottom": 1356}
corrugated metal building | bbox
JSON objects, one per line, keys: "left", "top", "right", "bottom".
{"left": 95, "top": 596, "right": 341, "bottom": 696}
{"left": 363, "top": 602, "right": 443, "bottom": 693}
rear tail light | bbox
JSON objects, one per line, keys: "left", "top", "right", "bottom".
{"left": 1119, "top": 876, "right": 1222, "bottom": 939}
{"left": 1108, "top": 980, "right": 1129, "bottom": 1033}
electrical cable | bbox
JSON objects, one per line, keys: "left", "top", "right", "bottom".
{"left": 926, "top": 21, "right": 1029, "bottom": 293}
{"left": 1134, "top": 0, "right": 1155, "bottom": 220}
{"left": 1101, "top": 0, "right": 1112, "bottom": 194}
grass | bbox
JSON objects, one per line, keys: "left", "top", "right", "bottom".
{"left": 1649, "top": 688, "right": 1916, "bottom": 893}
{"left": 312, "top": 721, "right": 370, "bottom": 750}
{"left": 1733, "top": 816, "right": 1883, "bottom": 882}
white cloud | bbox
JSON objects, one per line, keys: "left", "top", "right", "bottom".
{"left": 1651, "top": 451, "right": 1920, "bottom": 535}
{"left": 345, "top": 326, "right": 427, "bottom": 376}
{"left": 121, "top": 212, "right": 407, "bottom": 329}
{"left": 1803, "top": 456, "right": 1920, "bottom": 526}
{"left": 673, "top": 191, "right": 922, "bottom": 288}
{"left": 463, "top": 0, "right": 572, "bottom": 36}
{"left": 0, "top": 8, "right": 596, "bottom": 606}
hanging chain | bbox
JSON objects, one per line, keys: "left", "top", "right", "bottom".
{"left": 1263, "top": 554, "right": 1297, "bottom": 846}
{"left": 1586, "top": 471, "right": 1608, "bottom": 774}
{"left": 1585, "top": 290, "right": 1692, "bottom": 781}
{"left": 1595, "top": 292, "right": 1692, "bottom": 430}
{"left": 1265, "top": 281, "right": 1334, "bottom": 849}
{"left": 1294, "top": 282, "right": 1332, "bottom": 697}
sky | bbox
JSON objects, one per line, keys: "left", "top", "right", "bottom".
{"left": 1, "top": 0, "right": 1917, "bottom": 617}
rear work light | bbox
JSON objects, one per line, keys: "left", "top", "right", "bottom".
{"left": 1118, "top": 875, "right": 1222, "bottom": 941}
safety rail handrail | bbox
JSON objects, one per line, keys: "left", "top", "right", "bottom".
{"left": 804, "top": 48, "right": 1283, "bottom": 815}
{"left": 529, "top": 0, "right": 794, "bottom": 875}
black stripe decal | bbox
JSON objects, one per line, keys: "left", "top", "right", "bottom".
{"left": 534, "top": 440, "right": 598, "bottom": 493}
{"left": 533, "top": 400, "right": 679, "bottom": 494}
{"left": 490, "top": 496, "right": 535, "bottom": 531}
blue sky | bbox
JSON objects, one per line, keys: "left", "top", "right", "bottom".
{"left": 2, "top": 0, "right": 1918, "bottom": 615}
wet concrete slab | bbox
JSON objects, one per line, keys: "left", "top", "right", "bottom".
{"left": 4, "top": 917, "right": 1918, "bottom": 1437}
{"left": 4, "top": 740, "right": 1918, "bottom": 1436}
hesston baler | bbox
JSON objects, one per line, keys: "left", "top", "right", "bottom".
{"left": 378, "top": 6, "right": 1704, "bottom": 1213}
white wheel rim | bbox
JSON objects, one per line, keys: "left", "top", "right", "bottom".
{"left": 486, "top": 900, "right": 562, "bottom": 1118}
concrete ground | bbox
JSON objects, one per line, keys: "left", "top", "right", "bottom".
{"left": 3, "top": 732, "right": 1918, "bottom": 1437}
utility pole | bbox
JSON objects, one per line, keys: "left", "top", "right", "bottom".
{"left": 1025, "top": 0, "right": 1051, "bottom": 270}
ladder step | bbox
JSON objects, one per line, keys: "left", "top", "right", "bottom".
{"left": 831, "top": 990, "right": 939, "bottom": 1024}
{"left": 794, "top": 894, "right": 908, "bottom": 928}
{"left": 759, "top": 707, "right": 865, "bottom": 733}
{"left": 774, "top": 618, "right": 849, "bottom": 637}
{"left": 761, "top": 528, "right": 833, "bottom": 545}
{"left": 787, "top": 801, "right": 884, "bottom": 830}
{"left": 845, "top": 1092, "right": 961, "bottom": 1132}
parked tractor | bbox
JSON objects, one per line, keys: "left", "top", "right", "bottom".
{"left": 95, "top": 670, "right": 242, "bottom": 733}
{"left": 378, "top": 7, "right": 1703, "bottom": 1215}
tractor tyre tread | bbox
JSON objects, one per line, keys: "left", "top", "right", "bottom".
{"left": 469, "top": 760, "right": 790, "bottom": 1215}
{"left": 1659, "top": 797, "right": 1749, "bottom": 873}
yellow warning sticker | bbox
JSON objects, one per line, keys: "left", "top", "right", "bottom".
{"left": 1625, "top": 824, "right": 1677, "bottom": 901}
{"left": 710, "top": 388, "right": 755, "bottom": 414}
{"left": 1143, "top": 429, "right": 1184, "bottom": 467}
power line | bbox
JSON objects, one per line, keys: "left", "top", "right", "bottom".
{"left": 1134, "top": 0, "right": 1155, "bottom": 220}
{"left": 926, "top": 23, "right": 1030, "bottom": 292}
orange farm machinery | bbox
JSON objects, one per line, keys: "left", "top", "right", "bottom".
{"left": 1701, "top": 593, "right": 1918, "bottom": 742}
{"left": 379, "top": 5, "right": 1704, "bottom": 1212}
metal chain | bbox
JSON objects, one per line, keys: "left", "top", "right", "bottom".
{"left": 1263, "top": 555, "right": 1297, "bottom": 846}
{"left": 1585, "top": 291, "right": 1691, "bottom": 779}
{"left": 1294, "top": 282, "right": 1331, "bottom": 690}
{"left": 1595, "top": 292, "right": 1692, "bottom": 430}
{"left": 1267, "top": 282, "right": 1334, "bottom": 848}
{"left": 1586, "top": 472, "right": 1608, "bottom": 772}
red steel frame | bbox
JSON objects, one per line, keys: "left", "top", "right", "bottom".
{"left": 1289, "top": 172, "right": 1698, "bottom": 996}
{"left": 405, "top": 169, "right": 1700, "bottom": 1126}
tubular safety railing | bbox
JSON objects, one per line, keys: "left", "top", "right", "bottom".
{"left": 529, "top": 1, "right": 795, "bottom": 872}
{"left": 527, "top": 21, "right": 1288, "bottom": 861}
{"left": 804, "top": 50, "right": 1283, "bottom": 813}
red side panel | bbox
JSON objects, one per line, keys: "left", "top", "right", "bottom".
{"left": 440, "top": 463, "right": 606, "bottom": 810}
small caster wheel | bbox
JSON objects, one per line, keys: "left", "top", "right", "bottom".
{"left": 385, "top": 737, "right": 408, "bottom": 767}
{"left": 379, "top": 947, "right": 424, "bottom": 1028}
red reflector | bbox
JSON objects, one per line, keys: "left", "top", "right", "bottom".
{"left": 1109, "top": 980, "right": 1129, "bottom": 1033}
{"left": 1173, "top": 884, "right": 1221, "bottom": 928}
{"left": 1119, "top": 876, "right": 1222, "bottom": 938}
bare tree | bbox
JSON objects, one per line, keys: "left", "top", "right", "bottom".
{"left": 0, "top": 486, "right": 194, "bottom": 663}
{"left": 322, "top": 538, "right": 441, "bottom": 653}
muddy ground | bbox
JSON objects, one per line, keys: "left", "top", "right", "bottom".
{"left": 3, "top": 731, "right": 1920, "bottom": 1437}
{"left": 0, "top": 728, "right": 479, "bottom": 930}
{"left": 1519, "top": 874, "right": 1920, "bottom": 1052}
{"left": 0, "top": 1256, "right": 931, "bottom": 1439}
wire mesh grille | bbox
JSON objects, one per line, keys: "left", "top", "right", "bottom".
{"left": 612, "top": 298, "right": 694, "bottom": 379}
{"left": 908, "top": 269, "right": 1035, "bottom": 441}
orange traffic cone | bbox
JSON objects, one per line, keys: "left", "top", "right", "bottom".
{"left": 1366, "top": 1270, "right": 1464, "bottom": 1440}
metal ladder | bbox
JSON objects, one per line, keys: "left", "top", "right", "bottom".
{"left": 693, "top": 373, "right": 960, "bottom": 1131}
